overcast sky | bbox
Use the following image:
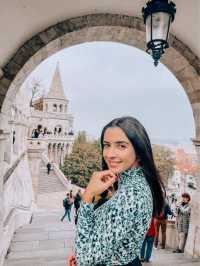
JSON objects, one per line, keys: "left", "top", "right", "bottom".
{"left": 24, "top": 41, "right": 195, "bottom": 142}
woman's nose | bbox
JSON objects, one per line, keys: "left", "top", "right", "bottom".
{"left": 105, "top": 147, "right": 117, "bottom": 158}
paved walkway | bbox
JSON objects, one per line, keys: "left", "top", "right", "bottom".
{"left": 4, "top": 209, "right": 200, "bottom": 266}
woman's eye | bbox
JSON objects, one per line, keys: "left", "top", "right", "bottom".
{"left": 119, "top": 145, "right": 126, "bottom": 149}
{"left": 103, "top": 143, "right": 109, "bottom": 148}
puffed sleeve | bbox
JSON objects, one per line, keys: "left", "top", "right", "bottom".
{"left": 75, "top": 183, "right": 153, "bottom": 266}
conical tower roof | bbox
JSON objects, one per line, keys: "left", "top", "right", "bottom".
{"left": 46, "top": 63, "right": 66, "bottom": 100}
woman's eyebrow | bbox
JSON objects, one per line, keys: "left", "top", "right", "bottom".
{"left": 115, "top": 141, "right": 129, "bottom": 144}
{"left": 103, "top": 140, "right": 129, "bottom": 144}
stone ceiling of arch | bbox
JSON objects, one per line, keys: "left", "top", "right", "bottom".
{"left": 0, "top": 11, "right": 200, "bottom": 136}
{"left": 0, "top": 0, "right": 200, "bottom": 69}
{"left": 1, "top": 22, "right": 199, "bottom": 110}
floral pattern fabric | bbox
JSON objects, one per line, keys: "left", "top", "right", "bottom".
{"left": 75, "top": 167, "right": 153, "bottom": 266}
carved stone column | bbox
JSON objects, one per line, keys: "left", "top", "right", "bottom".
{"left": 185, "top": 138, "right": 200, "bottom": 257}
{"left": 0, "top": 132, "right": 6, "bottom": 250}
{"left": 27, "top": 139, "right": 45, "bottom": 202}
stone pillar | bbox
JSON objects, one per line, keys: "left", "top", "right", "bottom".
{"left": 0, "top": 132, "right": 6, "bottom": 247}
{"left": 185, "top": 139, "right": 200, "bottom": 257}
{"left": 27, "top": 139, "right": 45, "bottom": 202}
{"left": 3, "top": 131, "right": 12, "bottom": 164}
{"left": 53, "top": 145, "right": 56, "bottom": 163}
{"left": 13, "top": 123, "right": 20, "bottom": 155}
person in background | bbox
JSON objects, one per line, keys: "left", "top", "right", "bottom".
{"left": 154, "top": 200, "right": 173, "bottom": 249}
{"left": 47, "top": 162, "right": 51, "bottom": 175}
{"left": 74, "top": 189, "right": 82, "bottom": 225}
{"left": 173, "top": 193, "right": 191, "bottom": 253}
{"left": 140, "top": 218, "right": 156, "bottom": 263}
{"left": 61, "top": 193, "right": 72, "bottom": 222}
{"left": 69, "top": 190, "right": 74, "bottom": 217}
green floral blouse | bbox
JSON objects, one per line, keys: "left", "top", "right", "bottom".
{"left": 75, "top": 167, "right": 153, "bottom": 266}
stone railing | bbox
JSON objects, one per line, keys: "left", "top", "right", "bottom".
{"left": 28, "top": 134, "right": 74, "bottom": 141}
{"left": 41, "top": 153, "right": 69, "bottom": 189}
{"left": 0, "top": 153, "right": 34, "bottom": 266}
{"left": 3, "top": 152, "right": 26, "bottom": 184}
{"left": 31, "top": 109, "right": 69, "bottom": 120}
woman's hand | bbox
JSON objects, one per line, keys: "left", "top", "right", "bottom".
{"left": 67, "top": 254, "right": 77, "bottom": 266}
{"left": 83, "top": 170, "right": 118, "bottom": 203}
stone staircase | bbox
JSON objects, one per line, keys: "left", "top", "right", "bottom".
{"left": 4, "top": 209, "right": 200, "bottom": 266}
{"left": 36, "top": 161, "right": 69, "bottom": 210}
{"left": 149, "top": 248, "right": 200, "bottom": 266}
{"left": 38, "top": 164, "right": 67, "bottom": 194}
{"left": 4, "top": 210, "right": 75, "bottom": 266}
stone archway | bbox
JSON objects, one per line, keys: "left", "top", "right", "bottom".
{"left": 0, "top": 15, "right": 200, "bottom": 118}
{"left": 0, "top": 13, "right": 200, "bottom": 257}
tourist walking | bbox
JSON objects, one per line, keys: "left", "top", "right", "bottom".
{"left": 173, "top": 193, "right": 191, "bottom": 253}
{"left": 69, "top": 190, "right": 74, "bottom": 217}
{"left": 46, "top": 162, "right": 51, "bottom": 175}
{"left": 140, "top": 218, "right": 156, "bottom": 263}
{"left": 74, "top": 189, "right": 82, "bottom": 225}
{"left": 61, "top": 193, "right": 72, "bottom": 222}
{"left": 67, "top": 116, "right": 165, "bottom": 266}
{"left": 154, "top": 200, "right": 173, "bottom": 249}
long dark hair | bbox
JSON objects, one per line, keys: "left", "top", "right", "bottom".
{"left": 100, "top": 116, "right": 165, "bottom": 217}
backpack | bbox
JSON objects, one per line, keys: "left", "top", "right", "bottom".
{"left": 63, "top": 198, "right": 70, "bottom": 209}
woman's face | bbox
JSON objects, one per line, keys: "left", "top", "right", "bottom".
{"left": 103, "top": 127, "right": 139, "bottom": 174}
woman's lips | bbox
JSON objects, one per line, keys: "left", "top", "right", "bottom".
{"left": 108, "top": 161, "right": 122, "bottom": 167}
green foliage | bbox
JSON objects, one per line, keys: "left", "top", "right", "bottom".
{"left": 153, "top": 144, "right": 175, "bottom": 186}
{"left": 61, "top": 132, "right": 175, "bottom": 188}
{"left": 61, "top": 131, "right": 102, "bottom": 187}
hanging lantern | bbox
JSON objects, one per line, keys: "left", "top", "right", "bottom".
{"left": 142, "top": 0, "right": 176, "bottom": 66}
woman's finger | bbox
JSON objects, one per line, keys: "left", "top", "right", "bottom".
{"left": 67, "top": 255, "right": 76, "bottom": 266}
{"left": 101, "top": 175, "right": 117, "bottom": 188}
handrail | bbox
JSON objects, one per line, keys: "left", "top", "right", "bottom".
{"left": 3, "top": 205, "right": 32, "bottom": 228}
{"left": 3, "top": 152, "right": 26, "bottom": 184}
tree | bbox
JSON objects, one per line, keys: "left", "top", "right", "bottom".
{"left": 29, "top": 78, "right": 44, "bottom": 107}
{"left": 61, "top": 131, "right": 102, "bottom": 187}
{"left": 153, "top": 144, "right": 175, "bottom": 186}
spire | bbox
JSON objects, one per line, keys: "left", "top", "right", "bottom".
{"left": 46, "top": 63, "right": 66, "bottom": 100}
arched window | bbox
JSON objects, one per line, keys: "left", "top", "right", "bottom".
{"left": 60, "top": 104, "right": 63, "bottom": 112}
{"left": 53, "top": 104, "right": 57, "bottom": 112}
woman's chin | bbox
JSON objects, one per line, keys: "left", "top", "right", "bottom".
{"left": 109, "top": 166, "right": 122, "bottom": 174}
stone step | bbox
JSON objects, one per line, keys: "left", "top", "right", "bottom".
{"left": 10, "top": 238, "right": 74, "bottom": 252}
{"left": 37, "top": 161, "right": 67, "bottom": 195}
{"left": 5, "top": 258, "right": 67, "bottom": 266}
{"left": 5, "top": 247, "right": 72, "bottom": 261}
{"left": 5, "top": 210, "right": 75, "bottom": 265}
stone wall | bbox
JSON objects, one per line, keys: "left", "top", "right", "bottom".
{"left": 0, "top": 154, "right": 34, "bottom": 266}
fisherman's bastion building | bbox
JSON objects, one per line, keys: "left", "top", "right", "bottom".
{"left": 29, "top": 64, "right": 74, "bottom": 166}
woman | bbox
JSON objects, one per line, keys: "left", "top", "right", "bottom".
{"left": 68, "top": 116, "right": 165, "bottom": 266}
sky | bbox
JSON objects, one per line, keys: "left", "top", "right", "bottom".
{"left": 23, "top": 41, "right": 195, "bottom": 143}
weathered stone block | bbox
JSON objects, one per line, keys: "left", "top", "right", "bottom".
{"left": 26, "top": 36, "right": 45, "bottom": 53}
{"left": 193, "top": 57, "right": 200, "bottom": 75}
{"left": 12, "top": 46, "right": 32, "bottom": 67}
{"left": 176, "top": 65, "right": 198, "bottom": 82}
{"left": 3, "top": 60, "right": 21, "bottom": 79}
{"left": 172, "top": 36, "right": 187, "bottom": 54}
